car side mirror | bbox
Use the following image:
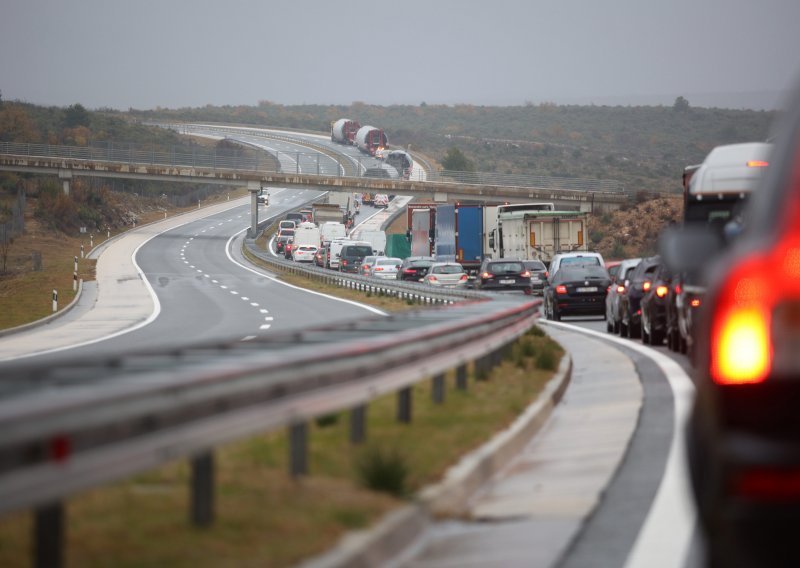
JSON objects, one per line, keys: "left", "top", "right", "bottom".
{"left": 659, "top": 225, "right": 725, "bottom": 274}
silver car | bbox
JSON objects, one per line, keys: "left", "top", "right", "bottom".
{"left": 421, "top": 262, "right": 468, "bottom": 288}
{"left": 368, "top": 257, "right": 403, "bottom": 279}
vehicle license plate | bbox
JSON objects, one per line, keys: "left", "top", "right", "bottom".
{"left": 576, "top": 286, "right": 598, "bottom": 292}
{"left": 500, "top": 279, "right": 515, "bottom": 284}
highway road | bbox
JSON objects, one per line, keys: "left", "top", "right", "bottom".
{"left": 544, "top": 314, "right": 704, "bottom": 568}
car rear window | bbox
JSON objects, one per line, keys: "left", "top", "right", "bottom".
{"left": 523, "top": 261, "right": 546, "bottom": 271}
{"left": 342, "top": 246, "right": 372, "bottom": 256}
{"left": 434, "top": 265, "right": 464, "bottom": 274}
{"left": 279, "top": 229, "right": 295, "bottom": 236}
{"left": 487, "top": 262, "right": 524, "bottom": 273}
{"left": 409, "top": 260, "right": 434, "bottom": 268}
{"left": 561, "top": 256, "right": 600, "bottom": 267}
{"left": 558, "top": 265, "right": 609, "bottom": 281}
{"left": 377, "top": 258, "right": 400, "bottom": 266}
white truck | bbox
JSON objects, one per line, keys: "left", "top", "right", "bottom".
{"left": 490, "top": 209, "right": 588, "bottom": 264}
{"left": 293, "top": 222, "right": 321, "bottom": 250}
{"left": 320, "top": 222, "right": 347, "bottom": 246}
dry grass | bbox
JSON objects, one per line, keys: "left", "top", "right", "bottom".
{"left": 0, "top": 330, "right": 561, "bottom": 567}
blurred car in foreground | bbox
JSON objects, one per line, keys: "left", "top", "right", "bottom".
{"left": 544, "top": 263, "right": 611, "bottom": 320}
{"left": 661, "top": 85, "right": 797, "bottom": 567}
{"left": 477, "top": 259, "right": 532, "bottom": 294}
{"left": 422, "top": 262, "right": 469, "bottom": 288}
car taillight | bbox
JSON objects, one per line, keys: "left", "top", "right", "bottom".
{"left": 690, "top": 298, "right": 701, "bottom": 308}
{"left": 404, "top": 268, "right": 415, "bottom": 274}
{"left": 375, "top": 267, "right": 384, "bottom": 271}
{"left": 734, "top": 467, "right": 800, "bottom": 501}
{"left": 460, "top": 274, "right": 468, "bottom": 281}
{"left": 428, "top": 275, "right": 438, "bottom": 282}
{"left": 556, "top": 285, "right": 568, "bottom": 295}
{"left": 710, "top": 255, "right": 773, "bottom": 385}
{"left": 521, "top": 271, "right": 531, "bottom": 278}
{"left": 675, "top": 283, "right": 682, "bottom": 294}
{"left": 643, "top": 281, "right": 651, "bottom": 292}
{"left": 342, "top": 260, "right": 348, "bottom": 266}
{"left": 656, "top": 285, "right": 668, "bottom": 298}
{"left": 481, "top": 272, "right": 493, "bottom": 279}
{"left": 617, "top": 285, "right": 625, "bottom": 294}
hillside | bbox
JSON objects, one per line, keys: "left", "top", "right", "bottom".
{"left": 129, "top": 100, "right": 775, "bottom": 193}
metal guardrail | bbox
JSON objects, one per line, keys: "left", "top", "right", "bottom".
{"left": 0, "top": 292, "right": 537, "bottom": 516}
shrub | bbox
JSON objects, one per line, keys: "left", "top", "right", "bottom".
{"left": 526, "top": 325, "right": 545, "bottom": 337}
{"left": 535, "top": 348, "right": 558, "bottom": 371}
{"left": 314, "top": 413, "right": 339, "bottom": 428}
{"left": 355, "top": 445, "right": 409, "bottom": 497}
{"left": 520, "top": 338, "right": 537, "bottom": 358}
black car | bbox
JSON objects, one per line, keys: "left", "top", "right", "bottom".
{"left": 618, "top": 256, "right": 661, "bottom": 339}
{"left": 664, "top": 86, "right": 800, "bottom": 567}
{"left": 338, "top": 243, "right": 373, "bottom": 273}
{"left": 397, "top": 256, "right": 436, "bottom": 281}
{"left": 522, "top": 260, "right": 547, "bottom": 294}
{"left": 476, "top": 259, "right": 532, "bottom": 294}
{"left": 544, "top": 264, "right": 611, "bottom": 320}
{"left": 639, "top": 259, "right": 672, "bottom": 345}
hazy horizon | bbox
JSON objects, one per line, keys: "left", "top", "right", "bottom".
{"left": 2, "top": 0, "right": 798, "bottom": 113}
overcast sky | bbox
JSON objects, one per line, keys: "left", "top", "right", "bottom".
{"left": 2, "top": 0, "right": 799, "bottom": 111}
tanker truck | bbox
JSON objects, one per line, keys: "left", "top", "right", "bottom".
{"left": 355, "top": 125, "right": 388, "bottom": 157}
{"left": 331, "top": 119, "right": 361, "bottom": 145}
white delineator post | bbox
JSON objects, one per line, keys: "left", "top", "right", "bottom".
{"left": 52, "top": 290, "right": 58, "bottom": 313}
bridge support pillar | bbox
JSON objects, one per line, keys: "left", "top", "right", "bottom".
{"left": 190, "top": 452, "right": 214, "bottom": 527}
{"left": 248, "top": 181, "right": 261, "bottom": 238}
{"left": 58, "top": 169, "right": 73, "bottom": 196}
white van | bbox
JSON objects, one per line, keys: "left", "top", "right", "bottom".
{"left": 327, "top": 238, "right": 352, "bottom": 270}
{"left": 293, "top": 222, "right": 321, "bottom": 249}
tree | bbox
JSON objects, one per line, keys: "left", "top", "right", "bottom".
{"left": 441, "top": 147, "right": 475, "bottom": 172}
{"left": 64, "top": 103, "right": 90, "bottom": 128}
{"left": 673, "top": 96, "right": 690, "bottom": 112}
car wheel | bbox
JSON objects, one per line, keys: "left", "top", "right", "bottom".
{"left": 679, "top": 335, "right": 688, "bottom": 354}
{"left": 620, "top": 319, "right": 629, "bottom": 338}
{"left": 553, "top": 306, "right": 561, "bottom": 321}
{"left": 642, "top": 325, "right": 651, "bottom": 344}
{"left": 630, "top": 322, "right": 642, "bottom": 340}
{"left": 651, "top": 329, "right": 665, "bottom": 345}
{"left": 606, "top": 316, "right": 614, "bottom": 333}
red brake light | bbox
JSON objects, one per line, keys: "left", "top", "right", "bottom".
{"left": 481, "top": 272, "right": 493, "bottom": 279}
{"left": 656, "top": 285, "right": 668, "bottom": 298}
{"left": 404, "top": 268, "right": 415, "bottom": 274}
{"left": 375, "top": 267, "right": 384, "bottom": 271}
{"left": 556, "top": 285, "right": 568, "bottom": 295}
{"left": 747, "top": 160, "right": 769, "bottom": 168}
{"left": 734, "top": 468, "right": 800, "bottom": 501}
{"left": 691, "top": 299, "right": 701, "bottom": 308}
{"left": 521, "top": 271, "right": 531, "bottom": 278}
{"left": 617, "top": 285, "right": 625, "bottom": 294}
{"left": 460, "top": 274, "right": 468, "bottom": 281}
{"left": 675, "top": 283, "right": 682, "bottom": 294}
{"left": 642, "top": 281, "right": 651, "bottom": 292}
{"left": 428, "top": 275, "right": 438, "bottom": 281}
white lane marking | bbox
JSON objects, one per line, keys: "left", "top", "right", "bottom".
{"left": 225, "top": 228, "right": 387, "bottom": 316}
{"left": 212, "top": 279, "right": 219, "bottom": 284}
{"left": 230, "top": 291, "right": 238, "bottom": 295}
{"left": 204, "top": 274, "right": 210, "bottom": 278}
{"left": 189, "top": 265, "right": 195, "bottom": 269}
{"left": 241, "top": 335, "right": 256, "bottom": 341}
{"left": 189, "top": 237, "right": 194, "bottom": 240}
{"left": 260, "top": 309, "right": 269, "bottom": 314}
{"left": 183, "top": 261, "right": 189, "bottom": 264}
{"left": 250, "top": 302, "right": 259, "bottom": 307}
{"left": 263, "top": 316, "right": 274, "bottom": 321}
{"left": 220, "top": 285, "right": 228, "bottom": 289}
{"left": 241, "top": 297, "right": 249, "bottom": 301}
{"left": 196, "top": 269, "right": 202, "bottom": 273}
{"left": 542, "top": 321, "right": 697, "bottom": 568}
{"left": 259, "top": 324, "right": 271, "bottom": 330}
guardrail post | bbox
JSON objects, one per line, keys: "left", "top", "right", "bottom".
{"left": 34, "top": 502, "right": 64, "bottom": 568}
{"left": 296, "top": 152, "right": 300, "bottom": 174}
{"left": 456, "top": 364, "right": 468, "bottom": 391}
{"left": 432, "top": 374, "right": 445, "bottom": 404}
{"left": 289, "top": 421, "right": 308, "bottom": 477}
{"left": 350, "top": 405, "right": 367, "bottom": 445}
{"left": 190, "top": 452, "right": 214, "bottom": 527}
{"left": 397, "top": 387, "right": 412, "bottom": 423}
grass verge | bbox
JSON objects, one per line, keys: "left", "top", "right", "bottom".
{"left": 0, "top": 329, "right": 562, "bottom": 567}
